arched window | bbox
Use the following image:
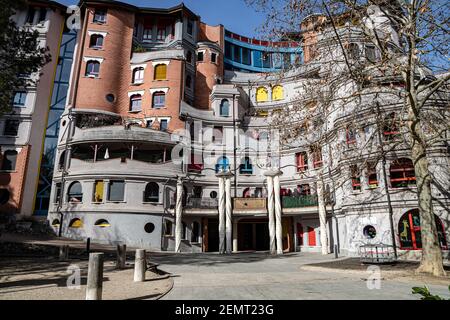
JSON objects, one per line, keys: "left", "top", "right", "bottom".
{"left": 215, "top": 156, "right": 229, "bottom": 173}
{"left": 152, "top": 91, "right": 165, "bottom": 108}
{"left": 51, "top": 219, "right": 60, "bottom": 227}
{"left": 191, "top": 221, "right": 200, "bottom": 243}
{"left": 69, "top": 218, "right": 83, "bottom": 228}
{"left": 256, "top": 87, "right": 268, "bottom": 102}
{"left": 239, "top": 157, "right": 253, "bottom": 174}
{"left": 399, "top": 209, "right": 447, "bottom": 250}
{"left": 130, "top": 94, "right": 142, "bottom": 112}
{"left": 58, "top": 150, "right": 66, "bottom": 170}
{"left": 243, "top": 187, "right": 251, "bottom": 198}
{"left": 348, "top": 43, "right": 360, "bottom": 60}
{"left": 144, "top": 182, "right": 159, "bottom": 203}
{"left": 95, "top": 219, "right": 110, "bottom": 227}
{"left": 132, "top": 67, "right": 145, "bottom": 83}
{"left": 89, "top": 34, "right": 104, "bottom": 49}
{"left": 383, "top": 112, "right": 400, "bottom": 140}
{"left": 272, "top": 85, "right": 284, "bottom": 101}
{"left": 68, "top": 181, "right": 83, "bottom": 202}
{"left": 85, "top": 60, "right": 100, "bottom": 77}
{"left": 1, "top": 150, "right": 18, "bottom": 171}
{"left": 219, "top": 99, "right": 229, "bottom": 116}
{"left": 154, "top": 64, "right": 167, "bottom": 80}
{"left": 390, "top": 158, "right": 416, "bottom": 188}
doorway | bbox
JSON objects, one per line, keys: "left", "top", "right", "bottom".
{"left": 237, "top": 219, "right": 269, "bottom": 251}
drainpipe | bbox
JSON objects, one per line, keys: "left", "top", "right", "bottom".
{"left": 232, "top": 93, "right": 237, "bottom": 197}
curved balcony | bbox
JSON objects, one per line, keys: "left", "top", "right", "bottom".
{"left": 281, "top": 195, "right": 318, "bottom": 208}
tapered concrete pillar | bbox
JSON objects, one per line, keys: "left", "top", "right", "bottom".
{"left": 317, "top": 178, "right": 329, "bottom": 255}
{"left": 273, "top": 174, "right": 283, "bottom": 255}
{"left": 232, "top": 220, "right": 238, "bottom": 252}
{"left": 86, "top": 253, "right": 104, "bottom": 300}
{"left": 175, "top": 177, "right": 183, "bottom": 253}
{"left": 134, "top": 249, "right": 146, "bottom": 282}
{"left": 225, "top": 177, "right": 233, "bottom": 254}
{"left": 218, "top": 176, "right": 226, "bottom": 254}
{"left": 265, "top": 175, "right": 276, "bottom": 255}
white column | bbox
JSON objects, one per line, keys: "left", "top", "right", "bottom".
{"left": 218, "top": 177, "right": 226, "bottom": 254}
{"left": 273, "top": 174, "right": 283, "bottom": 255}
{"left": 266, "top": 176, "right": 276, "bottom": 255}
{"left": 225, "top": 177, "right": 233, "bottom": 254}
{"left": 232, "top": 220, "right": 238, "bottom": 252}
{"left": 174, "top": 178, "right": 183, "bottom": 253}
{"left": 317, "top": 177, "right": 329, "bottom": 255}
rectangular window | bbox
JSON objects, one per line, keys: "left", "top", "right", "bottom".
{"left": 157, "top": 27, "right": 166, "bottom": 41}
{"left": 38, "top": 8, "right": 47, "bottom": 23}
{"left": 346, "top": 126, "right": 356, "bottom": 145}
{"left": 93, "top": 180, "right": 104, "bottom": 202}
{"left": 367, "top": 162, "right": 378, "bottom": 188}
{"left": 211, "top": 52, "right": 217, "bottom": 64}
{"left": 262, "top": 52, "right": 271, "bottom": 68}
{"left": 297, "top": 184, "right": 311, "bottom": 195}
{"left": 160, "top": 119, "right": 168, "bottom": 132}
{"left": 13, "top": 91, "right": 27, "bottom": 106}
{"left": 283, "top": 53, "right": 291, "bottom": 69}
{"left": 4, "top": 120, "right": 19, "bottom": 136}
{"left": 233, "top": 45, "right": 241, "bottom": 63}
{"left": 197, "top": 51, "right": 204, "bottom": 62}
{"left": 365, "top": 45, "right": 376, "bottom": 62}
{"left": 26, "top": 8, "right": 36, "bottom": 24}
{"left": 143, "top": 28, "right": 152, "bottom": 40}
{"left": 153, "top": 93, "right": 165, "bottom": 108}
{"left": 242, "top": 48, "right": 251, "bottom": 65}
{"left": 351, "top": 165, "right": 361, "bottom": 191}
{"left": 225, "top": 42, "right": 232, "bottom": 60}
{"left": 93, "top": 9, "right": 107, "bottom": 23}
{"left": 108, "top": 180, "right": 124, "bottom": 202}
{"left": 54, "top": 183, "right": 61, "bottom": 203}
{"left": 296, "top": 152, "right": 308, "bottom": 172}
{"left": 311, "top": 146, "right": 323, "bottom": 168}
{"left": 187, "top": 20, "right": 193, "bottom": 35}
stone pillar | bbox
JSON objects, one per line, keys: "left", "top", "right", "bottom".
{"left": 232, "top": 220, "right": 238, "bottom": 252}
{"left": 225, "top": 177, "right": 233, "bottom": 254}
{"left": 265, "top": 175, "right": 276, "bottom": 255}
{"left": 273, "top": 173, "right": 283, "bottom": 255}
{"left": 218, "top": 176, "right": 226, "bottom": 254}
{"left": 86, "top": 253, "right": 104, "bottom": 300}
{"left": 134, "top": 249, "right": 146, "bottom": 282}
{"left": 116, "top": 244, "right": 126, "bottom": 269}
{"left": 175, "top": 177, "right": 183, "bottom": 253}
{"left": 317, "top": 177, "right": 329, "bottom": 255}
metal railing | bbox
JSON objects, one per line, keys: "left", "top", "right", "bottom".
{"left": 281, "top": 194, "right": 318, "bottom": 208}
{"left": 185, "top": 197, "right": 218, "bottom": 209}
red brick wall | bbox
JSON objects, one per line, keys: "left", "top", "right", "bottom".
{"left": 0, "top": 146, "right": 30, "bottom": 215}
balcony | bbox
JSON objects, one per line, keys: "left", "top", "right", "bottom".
{"left": 281, "top": 195, "right": 318, "bottom": 208}
{"left": 233, "top": 198, "right": 267, "bottom": 210}
{"left": 185, "top": 197, "right": 218, "bottom": 209}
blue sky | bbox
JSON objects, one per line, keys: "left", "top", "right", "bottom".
{"left": 57, "top": 0, "right": 266, "bottom": 37}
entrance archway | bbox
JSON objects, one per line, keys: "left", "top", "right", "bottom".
{"left": 398, "top": 209, "right": 447, "bottom": 250}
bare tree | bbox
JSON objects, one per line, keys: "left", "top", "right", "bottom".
{"left": 248, "top": 0, "right": 449, "bottom": 276}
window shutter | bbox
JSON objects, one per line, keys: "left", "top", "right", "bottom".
{"left": 154, "top": 64, "right": 167, "bottom": 80}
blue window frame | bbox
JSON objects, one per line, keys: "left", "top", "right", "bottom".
{"left": 220, "top": 99, "right": 229, "bottom": 116}
{"left": 215, "top": 156, "right": 230, "bottom": 173}
{"left": 13, "top": 91, "right": 27, "bottom": 106}
{"left": 240, "top": 157, "right": 253, "bottom": 174}
{"left": 86, "top": 61, "right": 100, "bottom": 77}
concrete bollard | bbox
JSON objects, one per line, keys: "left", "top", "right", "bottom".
{"left": 133, "top": 249, "right": 146, "bottom": 282}
{"left": 86, "top": 252, "right": 104, "bottom": 300}
{"left": 116, "top": 244, "right": 126, "bottom": 269}
{"left": 59, "top": 245, "right": 69, "bottom": 261}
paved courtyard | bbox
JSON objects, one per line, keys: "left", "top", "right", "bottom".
{"left": 150, "top": 252, "right": 450, "bottom": 300}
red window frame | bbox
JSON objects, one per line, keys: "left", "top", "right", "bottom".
{"left": 311, "top": 147, "right": 323, "bottom": 168}
{"left": 346, "top": 127, "right": 356, "bottom": 145}
{"left": 295, "top": 152, "right": 308, "bottom": 172}
{"left": 390, "top": 159, "right": 416, "bottom": 188}
{"left": 350, "top": 165, "right": 361, "bottom": 191}
{"left": 367, "top": 163, "right": 378, "bottom": 188}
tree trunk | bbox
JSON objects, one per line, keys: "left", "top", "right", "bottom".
{"left": 411, "top": 140, "right": 446, "bottom": 277}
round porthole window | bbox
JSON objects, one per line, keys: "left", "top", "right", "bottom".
{"left": 106, "top": 94, "right": 115, "bottom": 103}
{"left": 62, "top": 120, "right": 67, "bottom": 127}
{"left": 210, "top": 191, "right": 217, "bottom": 199}
{"left": 363, "top": 225, "right": 376, "bottom": 239}
{"left": 144, "top": 222, "right": 155, "bottom": 233}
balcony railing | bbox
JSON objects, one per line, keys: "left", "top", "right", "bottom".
{"left": 185, "top": 197, "right": 218, "bottom": 209}
{"left": 282, "top": 195, "right": 318, "bottom": 208}
{"left": 233, "top": 197, "right": 267, "bottom": 210}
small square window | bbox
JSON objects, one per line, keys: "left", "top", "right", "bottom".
{"left": 187, "top": 20, "right": 193, "bottom": 35}
{"left": 160, "top": 119, "right": 168, "bottom": 132}
{"left": 13, "top": 92, "right": 27, "bottom": 106}
{"left": 4, "top": 120, "right": 19, "bottom": 136}
{"left": 93, "top": 9, "right": 107, "bottom": 24}
{"left": 108, "top": 180, "right": 124, "bottom": 202}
